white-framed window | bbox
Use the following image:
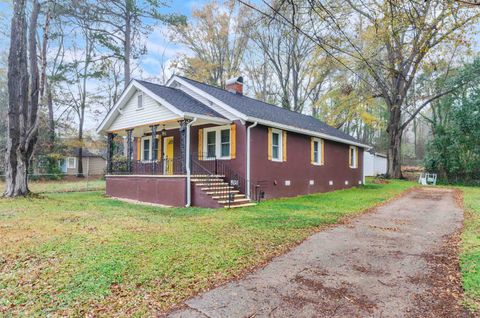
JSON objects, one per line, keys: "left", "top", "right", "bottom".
{"left": 203, "top": 125, "right": 231, "bottom": 159}
{"left": 271, "top": 128, "right": 283, "bottom": 162}
{"left": 142, "top": 137, "right": 151, "bottom": 161}
{"left": 349, "top": 146, "right": 358, "bottom": 168}
{"left": 312, "top": 138, "right": 324, "bottom": 165}
{"left": 67, "top": 157, "right": 76, "bottom": 169}
{"left": 137, "top": 93, "right": 143, "bottom": 109}
{"left": 141, "top": 136, "right": 159, "bottom": 161}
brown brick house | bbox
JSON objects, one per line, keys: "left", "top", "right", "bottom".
{"left": 97, "top": 76, "right": 368, "bottom": 208}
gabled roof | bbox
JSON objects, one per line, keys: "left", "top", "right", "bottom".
{"left": 96, "top": 79, "right": 226, "bottom": 133}
{"left": 135, "top": 80, "right": 224, "bottom": 119}
{"left": 175, "top": 76, "right": 366, "bottom": 147}
{"left": 68, "top": 148, "right": 105, "bottom": 159}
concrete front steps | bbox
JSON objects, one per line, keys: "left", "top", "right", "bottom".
{"left": 192, "top": 175, "right": 257, "bottom": 208}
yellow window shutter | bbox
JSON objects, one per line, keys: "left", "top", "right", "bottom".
{"left": 267, "top": 128, "right": 272, "bottom": 161}
{"left": 310, "top": 138, "right": 314, "bottom": 164}
{"left": 321, "top": 139, "right": 325, "bottom": 165}
{"left": 349, "top": 147, "right": 352, "bottom": 167}
{"left": 198, "top": 128, "right": 203, "bottom": 160}
{"left": 230, "top": 124, "right": 236, "bottom": 159}
{"left": 157, "top": 137, "right": 162, "bottom": 160}
{"left": 282, "top": 130, "right": 287, "bottom": 162}
{"left": 136, "top": 138, "right": 141, "bottom": 160}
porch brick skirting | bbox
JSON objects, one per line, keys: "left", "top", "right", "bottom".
{"left": 106, "top": 175, "right": 187, "bottom": 207}
{"left": 105, "top": 175, "right": 222, "bottom": 208}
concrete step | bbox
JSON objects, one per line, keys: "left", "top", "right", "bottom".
{"left": 212, "top": 194, "right": 246, "bottom": 199}
{"left": 217, "top": 198, "right": 251, "bottom": 204}
{"left": 201, "top": 186, "right": 235, "bottom": 191}
{"left": 195, "top": 182, "right": 228, "bottom": 187}
{"left": 192, "top": 175, "right": 225, "bottom": 178}
{"left": 224, "top": 202, "right": 257, "bottom": 209}
{"left": 206, "top": 189, "right": 240, "bottom": 195}
{"left": 191, "top": 179, "right": 224, "bottom": 183}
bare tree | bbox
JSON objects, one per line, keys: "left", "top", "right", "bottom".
{"left": 60, "top": 5, "right": 107, "bottom": 177}
{"left": 249, "top": 7, "right": 321, "bottom": 112}
{"left": 170, "top": 0, "right": 250, "bottom": 87}
{"left": 5, "top": 0, "right": 41, "bottom": 196}
{"left": 239, "top": 0, "right": 480, "bottom": 177}
{"left": 88, "top": 0, "right": 185, "bottom": 88}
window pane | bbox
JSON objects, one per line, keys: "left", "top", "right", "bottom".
{"left": 272, "top": 145, "right": 279, "bottom": 159}
{"left": 143, "top": 139, "right": 150, "bottom": 160}
{"left": 207, "top": 131, "right": 216, "bottom": 157}
{"left": 313, "top": 141, "right": 319, "bottom": 163}
{"left": 220, "top": 129, "right": 230, "bottom": 157}
{"left": 221, "top": 144, "right": 230, "bottom": 157}
{"left": 207, "top": 145, "right": 216, "bottom": 158}
{"left": 221, "top": 129, "right": 230, "bottom": 143}
{"left": 137, "top": 94, "right": 143, "bottom": 108}
{"left": 272, "top": 133, "right": 279, "bottom": 146}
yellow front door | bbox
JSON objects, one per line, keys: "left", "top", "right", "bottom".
{"left": 164, "top": 137, "right": 174, "bottom": 175}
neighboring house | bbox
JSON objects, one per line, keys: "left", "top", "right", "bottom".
{"left": 60, "top": 149, "right": 107, "bottom": 176}
{"left": 97, "top": 76, "right": 369, "bottom": 208}
{"left": 363, "top": 151, "right": 388, "bottom": 176}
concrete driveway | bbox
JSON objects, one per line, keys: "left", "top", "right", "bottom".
{"left": 168, "top": 188, "right": 466, "bottom": 318}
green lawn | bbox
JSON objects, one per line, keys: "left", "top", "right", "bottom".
{"left": 460, "top": 186, "right": 480, "bottom": 311}
{"left": 0, "top": 179, "right": 414, "bottom": 317}
{"left": 0, "top": 179, "right": 105, "bottom": 194}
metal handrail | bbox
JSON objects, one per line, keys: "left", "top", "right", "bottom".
{"left": 191, "top": 152, "right": 265, "bottom": 205}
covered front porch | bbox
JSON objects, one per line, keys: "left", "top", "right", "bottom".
{"left": 105, "top": 116, "right": 231, "bottom": 176}
{"left": 103, "top": 117, "right": 258, "bottom": 208}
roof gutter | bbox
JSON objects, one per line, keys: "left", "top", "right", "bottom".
{"left": 246, "top": 116, "right": 371, "bottom": 149}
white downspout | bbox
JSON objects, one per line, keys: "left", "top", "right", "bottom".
{"left": 185, "top": 117, "right": 198, "bottom": 207}
{"left": 246, "top": 121, "right": 258, "bottom": 199}
{"left": 363, "top": 150, "right": 367, "bottom": 185}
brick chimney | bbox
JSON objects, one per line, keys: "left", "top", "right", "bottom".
{"left": 225, "top": 76, "right": 243, "bottom": 95}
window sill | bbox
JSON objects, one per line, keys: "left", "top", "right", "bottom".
{"left": 202, "top": 157, "right": 231, "bottom": 161}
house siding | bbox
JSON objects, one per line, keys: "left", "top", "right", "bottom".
{"left": 109, "top": 90, "right": 179, "bottom": 131}
{"left": 66, "top": 156, "right": 106, "bottom": 176}
{"left": 249, "top": 124, "right": 364, "bottom": 199}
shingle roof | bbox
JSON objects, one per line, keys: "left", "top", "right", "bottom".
{"left": 68, "top": 148, "right": 105, "bottom": 158}
{"left": 136, "top": 79, "right": 225, "bottom": 119}
{"left": 176, "top": 76, "right": 363, "bottom": 145}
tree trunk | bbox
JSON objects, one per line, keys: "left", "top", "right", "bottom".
{"left": 47, "top": 85, "right": 55, "bottom": 150}
{"left": 5, "top": 0, "right": 40, "bottom": 197}
{"left": 387, "top": 102, "right": 403, "bottom": 178}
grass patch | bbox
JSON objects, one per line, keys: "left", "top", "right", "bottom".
{"left": 0, "top": 179, "right": 105, "bottom": 194}
{"left": 0, "top": 179, "right": 414, "bottom": 316}
{"left": 460, "top": 186, "right": 480, "bottom": 312}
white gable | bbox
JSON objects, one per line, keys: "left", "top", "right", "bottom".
{"left": 109, "top": 90, "right": 180, "bottom": 131}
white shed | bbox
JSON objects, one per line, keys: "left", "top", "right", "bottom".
{"left": 364, "top": 152, "right": 388, "bottom": 176}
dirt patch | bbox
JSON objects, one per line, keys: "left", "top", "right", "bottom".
{"left": 371, "top": 178, "right": 390, "bottom": 184}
